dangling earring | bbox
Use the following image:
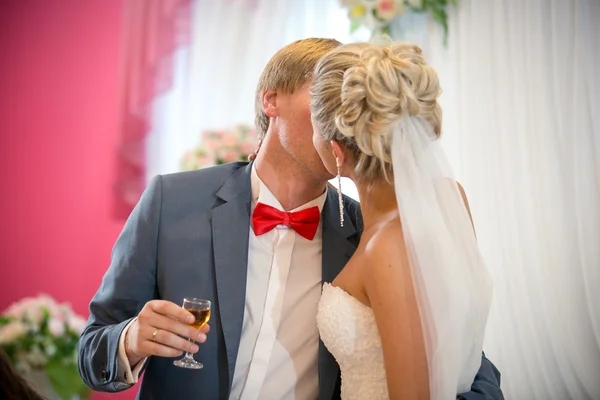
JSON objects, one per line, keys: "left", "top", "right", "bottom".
{"left": 336, "top": 157, "right": 344, "bottom": 227}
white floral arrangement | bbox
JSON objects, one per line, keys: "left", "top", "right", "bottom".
{"left": 180, "top": 124, "right": 258, "bottom": 171}
{"left": 340, "top": 0, "right": 456, "bottom": 42}
{"left": 0, "top": 294, "right": 90, "bottom": 399}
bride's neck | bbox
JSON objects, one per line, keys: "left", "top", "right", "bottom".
{"left": 353, "top": 177, "right": 399, "bottom": 230}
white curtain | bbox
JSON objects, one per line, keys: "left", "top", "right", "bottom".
{"left": 407, "top": 1, "right": 600, "bottom": 399}
{"left": 148, "top": 1, "right": 600, "bottom": 398}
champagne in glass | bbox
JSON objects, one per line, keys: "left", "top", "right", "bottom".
{"left": 173, "top": 298, "right": 211, "bottom": 369}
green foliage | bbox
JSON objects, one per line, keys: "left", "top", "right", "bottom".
{"left": 0, "top": 295, "right": 90, "bottom": 399}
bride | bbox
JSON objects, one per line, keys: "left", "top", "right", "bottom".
{"left": 311, "top": 42, "right": 494, "bottom": 400}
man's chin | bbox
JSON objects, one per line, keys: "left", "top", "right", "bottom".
{"left": 301, "top": 158, "right": 333, "bottom": 182}
{"left": 312, "top": 162, "right": 335, "bottom": 181}
{"left": 313, "top": 166, "right": 334, "bottom": 182}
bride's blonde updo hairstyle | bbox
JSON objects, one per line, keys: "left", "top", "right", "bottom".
{"left": 310, "top": 42, "right": 442, "bottom": 181}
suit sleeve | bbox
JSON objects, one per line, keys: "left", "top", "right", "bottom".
{"left": 77, "top": 176, "right": 162, "bottom": 392}
{"left": 457, "top": 352, "right": 504, "bottom": 400}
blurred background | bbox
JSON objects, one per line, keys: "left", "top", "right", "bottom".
{"left": 0, "top": 0, "right": 598, "bottom": 399}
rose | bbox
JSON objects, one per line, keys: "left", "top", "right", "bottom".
{"left": 9, "top": 297, "right": 38, "bottom": 318}
{"left": 196, "top": 155, "right": 216, "bottom": 169}
{"left": 55, "top": 305, "right": 70, "bottom": 323}
{"left": 182, "top": 124, "right": 257, "bottom": 170}
{"left": 0, "top": 321, "right": 27, "bottom": 344}
{"left": 5, "top": 302, "right": 24, "bottom": 318}
{"left": 202, "top": 130, "right": 223, "bottom": 141}
{"left": 37, "top": 294, "right": 60, "bottom": 316}
{"left": 23, "top": 306, "right": 44, "bottom": 325}
{"left": 67, "top": 315, "right": 87, "bottom": 334}
{"left": 221, "top": 151, "right": 241, "bottom": 163}
{"left": 376, "top": 0, "right": 401, "bottom": 21}
{"left": 241, "top": 142, "right": 257, "bottom": 155}
{"left": 221, "top": 133, "right": 238, "bottom": 147}
{"left": 203, "top": 139, "right": 219, "bottom": 152}
{"left": 244, "top": 128, "right": 257, "bottom": 141}
{"left": 36, "top": 294, "right": 57, "bottom": 308}
{"left": 48, "top": 318, "right": 66, "bottom": 337}
{"left": 16, "top": 294, "right": 59, "bottom": 325}
{"left": 201, "top": 131, "right": 222, "bottom": 151}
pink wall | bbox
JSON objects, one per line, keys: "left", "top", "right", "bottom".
{"left": 0, "top": 1, "right": 137, "bottom": 398}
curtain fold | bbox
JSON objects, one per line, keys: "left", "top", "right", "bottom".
{"left": 114, "top": 0, "right": 192, "bottom": 218}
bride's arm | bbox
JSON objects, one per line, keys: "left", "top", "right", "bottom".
{"left": 364, "top": 224, "right": 429, "bottom": 400}
{"left": 457, "top": 182, "right": 476, "bottom": 234}
{"left": 454, "top": 183, "right": 504, "bottom": 400}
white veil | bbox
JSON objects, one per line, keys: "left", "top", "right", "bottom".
{"left": 391, "top": 115, "right": 493, "bottom": 399}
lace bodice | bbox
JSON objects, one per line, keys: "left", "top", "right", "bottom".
{"left": 317, "top": 283, "right": 389, "bottom": 400}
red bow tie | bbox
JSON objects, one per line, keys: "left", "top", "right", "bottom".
{"left": 252, "top": 202, "right": 320, "bottom": 240}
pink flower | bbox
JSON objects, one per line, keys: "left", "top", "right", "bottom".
{"left": 67, "top": 315, "right": 87, "bottom": 334}
{"left": 379, "top": 0, "right": 393, "bottom": 11}
{"left": 48, "top": 318, "right": 65, "bottom": 337}
{"left": 201, "top": 130, "right": 215, "bottom": 140}
{"left": 36, "top": 294, "right": 57, "bottom": 307}
{"left": 5, "top": 303, "right": 25, "bottom": 318}
{"left": 42, "top": 298, "right": 62, "bottom": 317}
{"left": 241, "top": 142, "right": 256, "bottom": 155}
{"left": 182, "top": 125, "right": 257, "bottom": 171}
{"left": 246, "top": 129, "right": 257, "bottom": 140}
{"left": 0, "top": 321, "right": 26, "bottom": 344}
{"left": 377, "top": 0, "right": 401, "bottom": 20}
{"left": 222, "top": 134, "right": 238, "bottom": 147}
{"left": 24, "top": 307, "right": 44, "bottom": 325}
{"left": 204, "top": 141, "right": 218, "bottom": 152}
{"left": 196, "top": 155, "right": 215, "bottom": 168}
{"left": 221, "top": 151, "right": 240, "bottom": 163}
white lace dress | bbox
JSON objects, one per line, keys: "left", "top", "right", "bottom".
{"left": 317, "top": 283, "right": 389, "bottom": 400}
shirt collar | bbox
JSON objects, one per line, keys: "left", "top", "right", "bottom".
{"left": 251, "top": 164, "right": 327, "bottom": 213}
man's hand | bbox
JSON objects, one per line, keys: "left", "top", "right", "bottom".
{"left": 125, "top": 300, "right": 210, "bottom": 366}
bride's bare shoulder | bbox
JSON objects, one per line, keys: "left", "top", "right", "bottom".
{"left": 362, "top": 221, "right": 409, "bottom": 277}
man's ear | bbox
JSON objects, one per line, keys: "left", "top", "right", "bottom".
{"left": 262, "top": 89, "right": 278, "bottom": 118}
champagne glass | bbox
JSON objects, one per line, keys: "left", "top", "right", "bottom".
{"left": 173, "top": 298, "right": 211, "bottom": 369}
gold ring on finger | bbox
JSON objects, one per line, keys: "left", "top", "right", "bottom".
{"left": 152, "top": 328, "right": 159, "bottom": 342}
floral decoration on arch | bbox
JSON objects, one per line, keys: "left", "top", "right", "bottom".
{"left": 180, "top": 124, "right": 258, "bottom": 171}
{"left": 340, "top": 0, "right": 458, "bottom": 42}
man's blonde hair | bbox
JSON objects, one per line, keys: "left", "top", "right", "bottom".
{"left": 254, "top": 38, "right": 341, "bottom": 138}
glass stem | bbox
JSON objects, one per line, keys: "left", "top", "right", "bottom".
{"left": 184, "top": 338, "right": 195, "bottom": 359}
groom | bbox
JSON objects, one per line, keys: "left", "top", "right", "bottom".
{"left": 78, "top": 38, "right": 503, "bottom": 399}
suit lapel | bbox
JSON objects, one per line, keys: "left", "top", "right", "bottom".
{"left": 212, "top": 163, "right": 252, "bottom": 390}
{"left": 319, "top": 188, "right": 359, "bottom": 400}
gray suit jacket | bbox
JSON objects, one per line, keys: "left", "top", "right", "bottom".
{"left": 78, "top": 162, "right": 503, "bottom": 400}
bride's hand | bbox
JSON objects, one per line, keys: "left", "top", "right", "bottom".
{"left": 247, "top": 138, "right": 263, "bottom": 161}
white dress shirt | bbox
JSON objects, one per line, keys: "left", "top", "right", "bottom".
{"left": 117, "top": 166, "right": 326, "bottom": 400}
